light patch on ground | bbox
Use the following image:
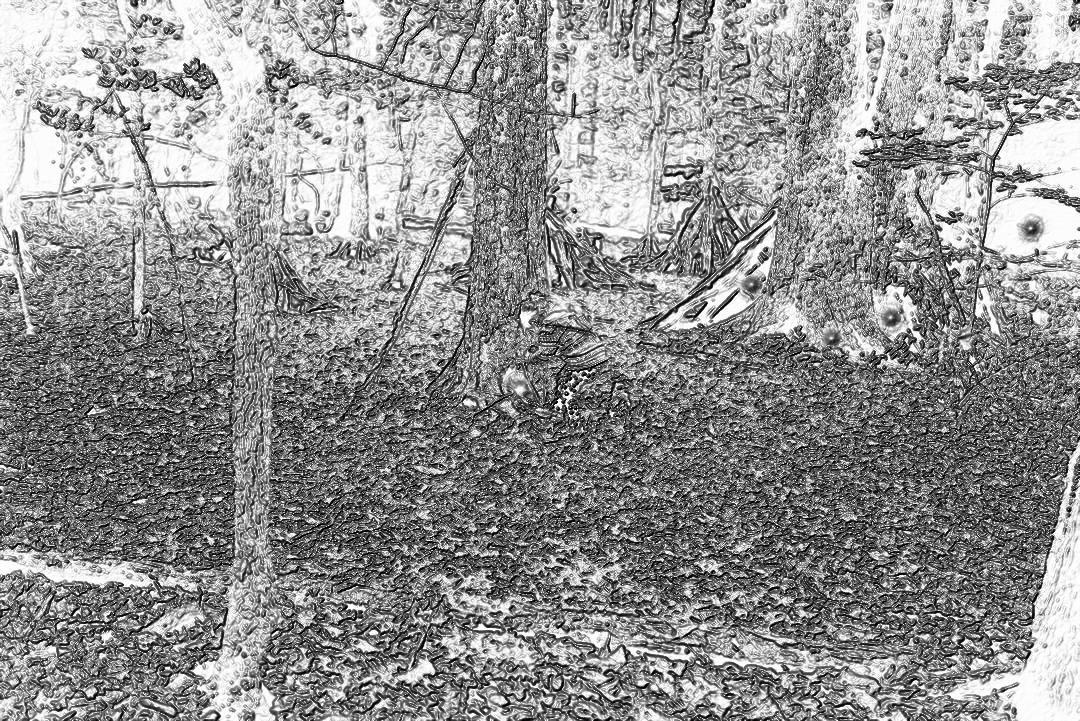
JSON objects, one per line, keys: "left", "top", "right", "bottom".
{"left": 0, "top": 549, "right": 217, "bottom": 592}
{"left": 142, "top": 604, "right": 209, "bottom": 637}
{"left": 399, "top": 658, "right": 436, "bottom": 685}
{"left": 948, "top": 671, "right": 1019, "bottom": 701}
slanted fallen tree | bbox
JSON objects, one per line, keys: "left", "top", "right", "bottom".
{"left": 643, "top": 200, "right": 778, "bottom": 331}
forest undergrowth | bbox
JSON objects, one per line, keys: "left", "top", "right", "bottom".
{"left": 1, "top": 216, "right": 1078, "bottom": 719}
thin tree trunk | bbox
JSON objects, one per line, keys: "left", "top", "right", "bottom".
{"left": 1, "top": 89, "right": 37, "bottom": 335}
{"left": 132, "top": 224, "right": 148, "bottom": 340}
{"left": 393, "top": 105, "right": 420, "bottom": 241}
{"left": 130, "top": 97, "right": 150, "bottom": 343}
{"left": 215, "top": 90, "right": 285, "bottom": 721}
{"left": 1007, "top": 4, "right": 1080, "bottom": 717}
{"left": 349, "top": 105, "right": 371, "bottom": 245}
{"left": 641, "top": 70, "right": 668, "bottom": 257}
{"left": 1, "top": 224, "right": 35, "bottom": 336}
{"left": 442, "top": 0, "right": 550, "bottom": 401}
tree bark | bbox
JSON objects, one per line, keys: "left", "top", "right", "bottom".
{"left": 641, "top": 69, "right": 668, "bottom": 256}
{"left": 1, "top": 85, "right": 37, "bottom": 336}
{"left": 385, "top": 104, "right": 424, "bottom": 288}
{"left": 443, "top": 0, "right": 550, "bottom": 401}
{"left": 1014, "top": 437, "right": 1080, "bottom": 720}
{"left": 1007, "top": 5, "right": 1080, "bottom": 716}
{"left": 1, "top": 224, "right": 35, "bottom": 336}
{"left": 216, "top": 89, "right": 285, "bottom": 720}
{"left": 764, "top": 0, "right": 954, "bottom": 346}
{"left": 130, "top": 96, "right": 150, "bottom": 343}
{"left": 348, "top": 105, "right": 371, "bottom": 245}
{"left": 132, "top": 224, "right": 148, "bottom": 340}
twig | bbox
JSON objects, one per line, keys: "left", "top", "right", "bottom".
{"left": 441, "top": 0, "right": 486, "bottom": 87}
{"left": 287, "top": 11, "right": 597, "bottom": 120}
{"left": 913, "top": 188, "right": 966, "bottom": 322}
{"left": 381, "top": 7, "right": 414, "bottom": 67}
{"left": 338, "top": 151, "right": 472, "bottom": 421}
{"left": 966, "top": 97, "right": 1042, "bottom": 333}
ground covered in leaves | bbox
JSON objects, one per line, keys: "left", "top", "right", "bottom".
{"left": 1, "top": 216, "right": 1078, "bottom": 719}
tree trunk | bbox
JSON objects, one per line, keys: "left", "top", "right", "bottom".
{"left": 444, "top": 0, "right": 550, "bottom": 401}
{"left": 214, "top": 89, "right": 285, "bottom": 720}
{"left": 764, "top": 0, "right": 953, "bottom": 347}
{"left": 393, "top": 105, "right": 420, "bottom": 240}
{"left": 1, "top": 224, "right": 35, "bottom": 336}
{"left": 641, "top": 69, "right": 668, "bottom": 257}
{"left": 348, "top": 105, "right": 371, "bottom": 245}
{"left": 1, "top": 85, "right": 37, "bottom": 336}
{"left": 130, "top": 97, "right": 150, "bottom": 343}
{"left": 1008, "top": 5, "right": 1080, "bottom": 716}
{"left": 1013, "top": 437, "right": 1080, "bottom": 720}
{"left": 386, "top": 105, "right": 423, "bottom": 288}
{"left": 132, "top": 224, "right": 148, "bottom": 341}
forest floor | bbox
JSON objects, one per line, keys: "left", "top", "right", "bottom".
{"left": 1, "top": 215, "right": 1079, "bottom": 720}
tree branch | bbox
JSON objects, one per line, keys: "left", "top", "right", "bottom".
{"left": 913, "top": 188, "right": 966, "bottom": 322}
{"left": 286, "top": 10, "right": 596, "bottom": 119}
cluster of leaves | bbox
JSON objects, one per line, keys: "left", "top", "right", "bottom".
{"left": 34, "top": 19, "right": 221, "bottom": 138}
{"left": 34, "top": 103, "right": 96, "bottom": 134}
{"left": 159, "top": 59, "right": 219, "bottom": 101}
{"left": 945, "top": 62, "right": 1080, "bottom": 120}
{"left": 852, "top": 130, "right": 981, "bottom": 172}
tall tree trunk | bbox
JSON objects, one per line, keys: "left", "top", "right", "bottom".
{"left": 1007, "top": 6, "right": 1080, "bottom": 717}
{"left": 130, "top": 97, "right": 150, "bottom": 343}
{"left": 763, "top": 0, "right": 953, "bottom": 347}
{"left": 215, "top": 89, "right": 285, "bottom": 721}
{"left": 386, "top": 105, "right": 423, "bottom": 288}
{"left": 1, "top": 224, "right": 35, "bottom": 336}
{"left": 1014, "top": 437, "right": 1080, "bottom": 720}
{"left": 1, "top": 87, "right": 37, "bottom": 336}
{"left": 443, "top": 0, "right": 550, "bottom": 401}
{"left": 131, "top": 224, "right": 148, "bottom": 340}
{"left": 162, "top": 2, "right": 280, "bottom": 717}
{"left": 641, "top": 69, "right": 668, "bottom": 256}
{"left": 348, "top": 105, "right": 371, "bottom": 246}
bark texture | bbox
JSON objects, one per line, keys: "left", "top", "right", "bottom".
{"left": 217, "top": 90, "right": 285, "bottom": 721}
{"left": 1014, "top": 440, "right": 1080, "bottom": 720}
{"left": 1009, "top": 5, "right": 1080, "bottom": 715}
{"left": 130, "top": 97, "right": 150, "bottom": 343}
{"left": 766, "top": 0, "right": 955, "bottom": 345}
{"left": 642, "top": 70, "right": 668, "bottom": 255}
{"left": 348, "top": 107, "right": 371, "bottom": 244}
{"left": 447, "top": 0, "right": 550, "bottom": 400}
